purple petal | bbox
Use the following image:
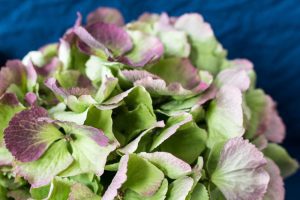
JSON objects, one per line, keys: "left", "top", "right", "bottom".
{"left": 75, "top": 23, "right": 132, "bottom": 57}
{"left": 44, "top": 77, "right": 68, "bottom": 98}
{"left": 263, "top": 158, "right": 285, "bottom": 200}
{"left": 0, "top": 60, "right": 26, "bottom": 96}
{"left": 87, "top": 7, "right": 125, "bottom": 26}
{"left": 0, "top": 92, "right": 19, "bottom": 106}
{"left": 24, "top": 92, "right": 37, "bottom": 106}
{"left": 4, "top": 107, "right": 63, "bottom": 162}
{"left": 118, "top": 31, "right": 164, "bottom": 67}
{"left": 34, "top": 57, "right": 59, "bottom": 77}
{"left": 259, "top": 96, "right": 286, "bottom": 143}
{"left": 102, "top": 155, "right": 129, "bottom": 200}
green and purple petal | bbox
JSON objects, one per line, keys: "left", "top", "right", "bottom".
{"left": 0, "top": 60, "right": 26, "bottom": 96}
{"left": 118, "top": 31, "right": 164, "bottom": 67}
{"left": 4, "top": 107, "right": 63, "bottom": 162}
{"left": 87, "top": 7, "right": 124, "bottom": 26}
{"left": 75, "top": 23, "right": 132, "bottom": 57}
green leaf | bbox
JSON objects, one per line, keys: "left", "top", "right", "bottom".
{"left": 263, "top": 143, "right": 299, "bottom": 178}
{"left": 15, "top": 140, "right": 73, "bottom": 188}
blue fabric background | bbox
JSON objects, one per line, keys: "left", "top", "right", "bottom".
{"left": 0, "top": 0, "right": 299, "bottom": 199}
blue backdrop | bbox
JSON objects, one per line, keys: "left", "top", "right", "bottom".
{"left": 0, "top": 0, "right": 299, "bottom": 199}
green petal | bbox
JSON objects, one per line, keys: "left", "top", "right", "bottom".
{"left": 60, "top": 135, "right": 116, "bottom": 177}
{"left": 190, "top": 183, "right": 209, "bottom": 200}
{"left": 138, "top": 152, "right": 192, "bottom": 179}
{"left": 68, "top": 183, "right": 100, "bottom": 200}
{"left": 14, "top": 140, "right": 73, "bottom": 188}
{"left": 206, "top": 85, "right": 244, "bottom": 147}
{"left": 263, "top": 143, "right": 299, "bottom": 178}
{"left": 167, "top": 176, "right": 194, "bottom": 200}
{"left": 123, "top": 154, "right": 164, "bottom": 197}
{"left": 124, "top": 179, "right": 168, "bottom": 200}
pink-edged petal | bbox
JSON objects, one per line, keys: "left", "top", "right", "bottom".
{"left": 167, "top": 176, "right": 194, "bottom": 200}
{"left": 52, "top": 120, "right": 109, "bottom": 147}
{"left": 0, "top": 60, "right": 26, "bottom": 96}
{"left": 150, "top": 113, "right": 193, "bottom": 150}
{"left": 216, "top": 59, "right": 253, "bottom": 91}
{"left": 121, "top": 69, "right": 160, "bottom": 82}
{"left": 138, "top": 152, "right": 192, "bottom": 179}
{"left": 87, "top": 7, "right": 124, "bottom": 26}
{"left": 174, "top": 13, "right": 214, "bottom": 41}
{"left": 44, "top": 77, "right": 68, "bottom": 98}
{"left": 14, "top": 139, "right": 73, "bottom": 188}
{"left": 4, "top": 107, "right": 63, "bottom": 162}
{"left": 212, "top": 137, "right": 269, "bottom": 200}
{"left": 74, "top": 26, "right": 112, "bottom": 57}
{"left": 207, "top": 85, "right": 244, "bottom": 146}
{"left": 263, "top": 158, "right": 285, "bottom": 200}
{"left": 261, "top": 96, "right": 286, "bottom": 143}
{"left": 118, "top": 31, "right": 164, "bottom": 67}
{"left": 102, "top": 155, "right": 129, "bottom": 200}
{"left": 119, "top": 121, "right": 165, "bottom": 154}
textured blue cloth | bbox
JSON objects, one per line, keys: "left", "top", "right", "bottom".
{"left": 0, "top": 0, "right": 299, "bottom": 198}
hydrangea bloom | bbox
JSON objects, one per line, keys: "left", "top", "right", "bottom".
{"left": 0, "top": 7, "right": 298, "bottom": 200}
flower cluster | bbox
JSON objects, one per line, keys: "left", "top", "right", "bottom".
{"left": 0, "top": 7, "right": 298, "bottom": 200}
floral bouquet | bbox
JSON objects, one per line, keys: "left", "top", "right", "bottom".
{"left": 0, "top": 7, "right": 298, "bottom": 200}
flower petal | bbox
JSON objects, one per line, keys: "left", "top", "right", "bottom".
{"left": 263, "top": 158, "right": 285, "bottom": 200}
{"left": 118, "top": 30, "right": 163, "bottom": 67}
{"left": 4, "top": 107, "right": 63, "bottom": 162}
{"left": 138, "top": 152, "right": 192, "bottom": 179}
{"left": 87, "top": 7, "right": 124, "bottom": 26}
{"left": 212, "top": 137, "right": 269, "bottom": 200}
